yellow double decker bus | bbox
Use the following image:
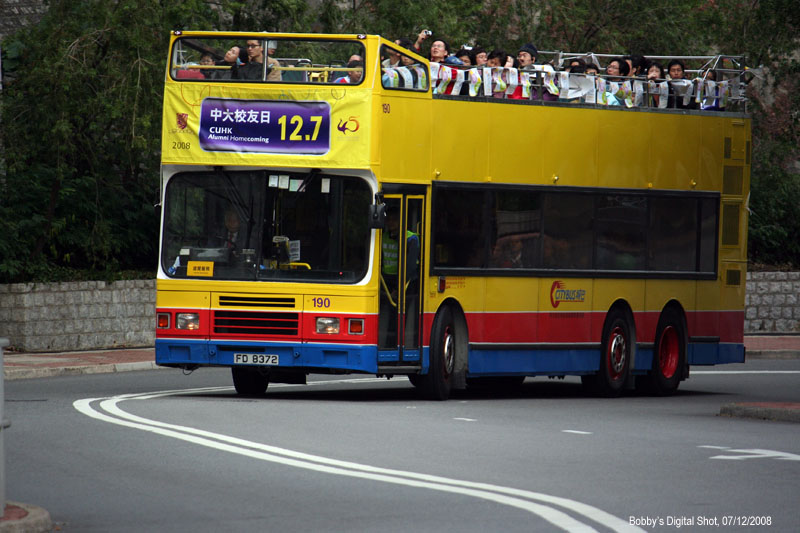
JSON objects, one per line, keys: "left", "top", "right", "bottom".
{"left": 156, "top": 31, "right": 750, "bottom": 400}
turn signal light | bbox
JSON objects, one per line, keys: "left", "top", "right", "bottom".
{"left": 348, "top": 319, "right": 364, "bottom": 335}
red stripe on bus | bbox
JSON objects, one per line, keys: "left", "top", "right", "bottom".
{"left": 422, "top": 310, "right": 744, "bottom": 346}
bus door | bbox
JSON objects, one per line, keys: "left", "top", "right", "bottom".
{"left": 378, "top": 194, "right": 425, "bottom": 363}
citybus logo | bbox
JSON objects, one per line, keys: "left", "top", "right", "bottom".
{"left": 550, "top": 281, "right": 586, "bottom": 308}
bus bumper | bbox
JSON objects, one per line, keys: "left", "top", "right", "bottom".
{"left": 155, "top": 338, "right": 379, "bottom": 374}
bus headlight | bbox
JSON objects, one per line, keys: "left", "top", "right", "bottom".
{"left": 316, "top": 317, "right": 340, "bottom": 334}
{"left": 176, "top": 313, "right": 200, "bottom": 330}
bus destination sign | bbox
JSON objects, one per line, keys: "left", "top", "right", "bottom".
{"left": 199, "top": 98, "right": 331, "bottom": 155}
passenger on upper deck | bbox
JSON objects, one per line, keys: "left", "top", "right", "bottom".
{"left": 666, "top": 59, "right": 697, "bottom": 109}
{"left": 212, "top": 45, "right": 246, "bottom": 80}
{"left": 486, "top": 49, "right": 514, "bottom": 68}
{"left": 516, "top": 43, "right": 538, "bottom": 70}
{"left": 508, "top": 43, "right": 540, "bottom": 100}
{"left": 647, "top": 61, "right": 665, "bottom": 80}
{"left": 429, "top": 39, "right": 463, "bottom": 65}
{"left": 266, "top": 40, "right": 282, "bottom": 81}
{"left": 237, "top": 39, "right": 265, "bottom": 80}
{"left": 623, "top": 54, "right": 646, "bottom": 77}
{"left": 335, "top": 60, "right": 364, "bottom": 84}
{"left": 604, "top": 57, "right": 630, "bottom": 106}
{"left": 700, "top": 69, "right": 725, "bottom": 111}
{"left": 199, "top": 53, "right": 215, "bottom": 77}
{"left": 472, "top": 47, "right": 488, "bottom": 66}
{"left": 382, "top": 39, "right": 412, "bottom": 68}
{"left": 565, "top": 57, "right": 586, "bottom": 72}
{"left": 585, "top": 63, "right": 599, "bottom": 76}
{"left": 413, "top": 29, "right": 431, "bottom": 53}
{"left": 429, "top": 39, "right": 448, "bottom": 63}
{"left": 646, "top": 61, "right": 666, "bottom": 107}
{"left": 455, "top": 49, "right": 472, "bottom": 66}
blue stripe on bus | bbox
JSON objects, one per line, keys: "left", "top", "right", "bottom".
{"left": 688, "top": 342, "right": 745, "bottom": 365}
{"left": 467, "top": 347, "right": 600, "bottom": 376}
{"left": 156, "top": 339, "right": 379, "bottom": 373}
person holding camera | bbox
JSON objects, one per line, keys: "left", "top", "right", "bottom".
{"left": 413, "top": 29, "right": 432, "bottom": 53}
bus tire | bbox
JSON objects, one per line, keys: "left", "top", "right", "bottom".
{"left": 408, "top": 374, "right": 423, "bottom": 388}
{"left": 421, "top": 306, "right": 457, "bottom": 400}
{"left": 641, "top": 308, "right": 686, "bottom": 396}
{"left": 585, "top": 308, "right": 632, "bottom": 397}
{"left": 231, "top": 367, "right": 269, "bottom": 396}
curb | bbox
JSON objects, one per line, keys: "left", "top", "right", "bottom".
{"left": 0, "top": 502, "right": 52, "bottom": 533}
{"left": 720, "top": 402, "right": 800, "bottom": 423}
{"left": 3, "top": 361, "right": 165, "bottom": 381}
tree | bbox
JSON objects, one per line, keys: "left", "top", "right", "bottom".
{"left": 0, "top": 0, "right": 217, "bottom": 282}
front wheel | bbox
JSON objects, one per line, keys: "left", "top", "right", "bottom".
{"left": 583, "top": 308, "right": 632, "bottom": 397}
{"left": 232, "top": 367, "right": 269, "bottom": 396}
{"left": 420, "top": 306, "right": 458, "bottom": 400}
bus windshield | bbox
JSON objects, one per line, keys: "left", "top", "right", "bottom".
{"left": 161, "top": 171, "right": 372, "bottom": 282}
{"left": 170, "top": 36, "right": 366, "bottom": 84}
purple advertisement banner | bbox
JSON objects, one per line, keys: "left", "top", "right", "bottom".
{"left": 199, "top": 98, "right": 330, "bottom": 154}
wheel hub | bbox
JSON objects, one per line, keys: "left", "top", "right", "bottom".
{"left": 609, "top": 328, "right": 626, "bottom": 375}
{"left": 659, "top": 326, "right": 679, "bottom": 379}
{"left": 442, "top": 328, "right": 455, "bottom": 375}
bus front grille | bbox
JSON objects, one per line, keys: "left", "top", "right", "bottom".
{"left": 213, "top": 310, "right": 299, "bottom": 336}
{"left": 218, "top": 295, "right": 296, "bottom": 308}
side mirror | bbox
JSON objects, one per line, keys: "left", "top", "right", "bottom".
{"left": 369, "top": 203, "right": 386, "bottom": 229}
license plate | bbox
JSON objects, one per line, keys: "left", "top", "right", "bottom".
{"left": 233, "top": 353, "right": 279, "bottom": 365}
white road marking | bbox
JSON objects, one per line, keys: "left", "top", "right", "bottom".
{"left": 74, "top": 385, "right": 644, "bottom": 533}
{"left": 563, "top": 430, "right": 593, "bottom": 435}
{"left": 453, "top": 417, "right": 476, "bottom": 422}
{"left": 706, "top": 448, "right": 800, "bottom": 461}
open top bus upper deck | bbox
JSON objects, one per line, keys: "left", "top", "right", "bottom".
{"left": 163, "top": 31, "right": 750, "bottom": 185}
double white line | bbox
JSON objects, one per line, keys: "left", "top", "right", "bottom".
{"left": 75, "top": 383, "right": 643, "bottom": 533}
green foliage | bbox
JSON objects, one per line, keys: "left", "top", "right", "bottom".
{"left": 1, "top": 0, "right": 798, "bottom": 283}
{"left": 748, "top": 137, "right": 800, "bottom": 266}
{"left": 0, "top": 0, "right": 216, "bottom": 282}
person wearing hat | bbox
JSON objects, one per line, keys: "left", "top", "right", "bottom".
{"left": 508, "top": 42, "right": 542, "bottom": 100}
{"left": 517, "top": 43, "right": 538, "bottom": 68}
{"left": 266, "top": 40, "right": 281, "bottom": 81}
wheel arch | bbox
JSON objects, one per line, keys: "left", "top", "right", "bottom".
{"left": 659, "top": 299, "right": 689, "bottom": 344}
{"left": 605, "top": 298, "right": 637, "bottom": 345}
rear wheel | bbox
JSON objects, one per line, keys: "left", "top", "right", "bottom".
{"left": 583, "top": 308, "right": 632, "bottom": 397}
{"left": 231, "top": 367, "right": 269, "bottom": 396}
{"left": 641, "top": 308, "right": 686, "bottom": 395}
{"left": 420, "top": 307, "right": 458, "bottom": 400}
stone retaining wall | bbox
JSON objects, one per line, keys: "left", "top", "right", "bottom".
{"left": 745, "top": 271, "right": 800, "bottom": 333}
{"left": 0, "top": 280, "right": 155, "bottom": 353}
{"left": 0, "top": 273, "right": 797, "bottom": 352}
